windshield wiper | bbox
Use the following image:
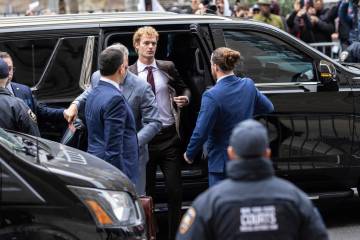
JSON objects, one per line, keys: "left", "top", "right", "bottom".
{"left": 14, "top": 146, "right": 37, "bottom": 157}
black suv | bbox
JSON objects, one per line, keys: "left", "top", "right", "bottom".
{"left": 1, "top": 12, "right": 360, "bottom": 206}
{"left": 0, "top": 127, "right": 146, "bottom": 239}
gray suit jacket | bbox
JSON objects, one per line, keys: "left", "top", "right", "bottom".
{"left": 74, "top": 71, "right": 162, "bottom": 163}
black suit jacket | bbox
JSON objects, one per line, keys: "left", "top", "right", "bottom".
{"left": 129, "top": 60, "right": 191, "bottom": 136}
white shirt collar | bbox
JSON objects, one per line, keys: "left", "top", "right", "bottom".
{"left": 137, "top": 60, "right": 157, "bottom": 73}
{"left": 217, "top": 74, "right": 234, "bottom": 83}
{"left": 100, "top": 77, "right": 120, "bottom": 90}
{"left": 6, "top": 83, "right": 13, "bottom": 94}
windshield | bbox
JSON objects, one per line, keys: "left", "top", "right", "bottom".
{"left": 0, "top": 128, "right": 24, "bottom": 150}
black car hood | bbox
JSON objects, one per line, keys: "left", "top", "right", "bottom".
{"left": 38, "top": 138, "right": 136, "bottom": 196}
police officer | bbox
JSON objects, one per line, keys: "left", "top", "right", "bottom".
{"left": 177, "top": 119, "right": 329, "bottom": 240}
{"left": 0, "top": 58, "right": 40, "bottom": 136}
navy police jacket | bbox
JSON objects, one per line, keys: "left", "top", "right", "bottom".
{"left": 85, "top": 80, "right": 139, "bottom": 185}
{"left": 11, "top": 82, "right": 64, "bottom": 122}
{"left": 176, "top": 158, "right": 329, "bottom": 240}
{"left": 0, "top": 88, "right": 40, "bottom": 136}
{"left": 186, "top": 76, "right": 274, "bottom": 173}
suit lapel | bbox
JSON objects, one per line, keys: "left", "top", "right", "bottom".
{"left": 128, "top": 62, "right": 138, "bottom": 75}
{"left": 156, "top": 60, "right": 173, "bottom": 81}
{"left": 122, "top": 72, "right": 135, "bottom": 101}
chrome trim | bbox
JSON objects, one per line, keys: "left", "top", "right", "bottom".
{"left": 79, "top": 36, "right": 95, "bottom": 90}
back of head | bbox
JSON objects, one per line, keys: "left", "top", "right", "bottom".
{"left": 107, "top": 43, "right": 129, "bottom": 57}
{"left": 0, "top": 51, "right": 10, "bottom": 60}
{"left": 229, "top": 119, "right": 269, "bottom": 159}
{"left": 133, "top": 26, "right": 159, "bottom": 48}
{"left": 211, "top": 47, "right": 241, "bottom": 72}
{"left": 201, "top": 0, "right": 210, "bottom": 6}
{"left": 0, "top": 58, "right": 9, "bottom": 82}
{"left": 99, "top": 48, "right": 124, "bottom": 76}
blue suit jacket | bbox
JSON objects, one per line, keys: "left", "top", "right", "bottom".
{"left": 11, "top": 82, "right": 64, "bottom": 122}
{"left": 85, "top": 80, "right": 139, "bottom": 184}
{"left": 186, "top": 75, "right": 274, "bottom": 173}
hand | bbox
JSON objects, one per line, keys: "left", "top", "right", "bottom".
{"left": 297, "top": 8, "right": 307, "bottom": 17}
{"left": 310, "top": 15, "right": 318, "bottom": 24}
{"left": 183, "top": 153, "right": 193, "bottom": 164}
{"left": 173, "top": 96, "right": 189, "bottom": 108}
{"left": 64, "top": 103, "right": 78, "bottom": 123}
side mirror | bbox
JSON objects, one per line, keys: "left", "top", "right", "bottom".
{"left": 318, "top": 60, "right": 338, "bottom": 91}
{"left": 319, "top": 60, "right": 336, "bottom": 83}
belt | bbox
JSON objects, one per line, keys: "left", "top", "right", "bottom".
{"left": 158, "top": 124, "right": 176, "bottom": 135}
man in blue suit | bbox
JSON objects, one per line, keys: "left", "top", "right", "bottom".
{"left": 0, "top": 52, "right": 65, "bottom": 124}
{"left": 64, "top": 43, "right": 161, "bottom": 194}
{"left": 85, "top": 47, "right": 139, "bottom": 185}
{"left": 184, "top": 47, "right": 274, "bottom": 186}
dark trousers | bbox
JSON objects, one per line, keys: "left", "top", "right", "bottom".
{"left": 146, "top": 125, "right": 182, "bottom": 240}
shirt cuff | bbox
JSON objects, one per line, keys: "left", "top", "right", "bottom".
{"left": 72, "top": 100, "right": 80, "bottom": 108}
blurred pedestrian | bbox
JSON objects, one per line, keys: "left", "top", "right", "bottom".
{"left": 234, "top": 3, "right": 250, "bottom": 18}
{"left": 338, "top": 0, "right": 360, "bottom": 62}
{"left": 184, "top": 47, "right": 274, "bottom": 186}
{"left": 253, "top": 0, "right": 285, "bottom": 30}
{"left": 191, "top": 0, "right": 201, "bottom": 13}
{"left": 195, "top": 0, "right": 217, "bottom": 14}
{"left": 249, "top": 4, "right": 260, "bottom": 18}
{"left": 287, "top": 0, "right": 316, "bottom": 43}
{"left": 0, "top": 58, "right": 40, "bottom": 136}
{"left": 215, "top": 0, "right": 232, "bottom": 16}
{"left": 310, "top": 0, "right": 336, "bottom": 43}
{"left": 177, "top": 119, "right": 329, "bottom": 240}
{"left": 339, "top": 0, "right": 360, "bottom": 44}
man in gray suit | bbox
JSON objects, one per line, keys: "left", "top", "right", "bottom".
{"left": 64, "top": 43, "right": 161, "bottom": 195}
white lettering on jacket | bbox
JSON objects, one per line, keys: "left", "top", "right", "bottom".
{"left": 240, "top": 206, "right": 278, "bottom": 232}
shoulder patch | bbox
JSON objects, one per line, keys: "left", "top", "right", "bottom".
{"left": 27, "top": 109, "right": 37, "bottom": 123}
{"left": 179, "top": 207, "right": 196, "bottom": 235}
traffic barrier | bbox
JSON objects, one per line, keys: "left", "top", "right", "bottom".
{"left": 309, "top": 42, "right": 342, "bottom": 59}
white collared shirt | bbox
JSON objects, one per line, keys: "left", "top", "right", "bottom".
{"left": 217, "top": 74, "right": 234, "bottom": 83}
{"left": 137, "top": 60, "right": 174, "bottom": 126}
{"left": 100, "top": 77, "right": 121, "bottom": 91}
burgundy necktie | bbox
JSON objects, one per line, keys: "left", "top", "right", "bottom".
{"left": 145, "top": 66, "right": 156, "bottom": 94}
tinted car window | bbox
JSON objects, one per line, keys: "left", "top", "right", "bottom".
{"left": 35, "top": 37, "right": 87, "bottom": 101}
{"left": 0, "top": 39, "right": 57, "bottom": 87}
{"left": 224, "top": 30, "right": 316, "bottom": 84}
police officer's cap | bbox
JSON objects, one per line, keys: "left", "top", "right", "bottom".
{"left": 0, "top": 58, "right": 9, "bottom": 79}
{"left": 229, "top": 119, "right": 269, "bottom": 158}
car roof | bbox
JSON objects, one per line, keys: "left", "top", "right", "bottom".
{"left": 0, "top": 12, "right": 233, "bottom": 32}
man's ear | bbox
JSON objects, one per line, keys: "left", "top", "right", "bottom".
{"left": 264, "top": 147, "right": 271, "bottom": 159}
{"left": 134, "top": 42, "right": 139, "bottom": 53}
{"left": 227, "top": 146, "right": 238, "bottom": 160}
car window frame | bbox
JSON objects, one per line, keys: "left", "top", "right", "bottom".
{"left": 209, "top": 23, "right": 321, "bottom": 85}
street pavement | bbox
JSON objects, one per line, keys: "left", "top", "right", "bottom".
{"left": 318, "top": 195, "right": 360, "bottom": 240}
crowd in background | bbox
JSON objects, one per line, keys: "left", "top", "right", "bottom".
{"left": 18, "top": 0, "right": 360, "bottom": 59}
{"left": 190, "top": 0, "right": 358, "bottom": 59}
